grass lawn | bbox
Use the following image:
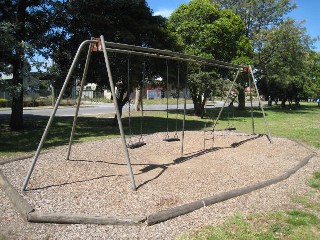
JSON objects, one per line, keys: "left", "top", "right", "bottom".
{"left": 0, "top": 101, "right": 319, "bottom": 239}
{"left": 0, "top": 102, "right": 319, "bottom": 157}
{"left": 179, "top": 167, "right": 320, "bottom": 240}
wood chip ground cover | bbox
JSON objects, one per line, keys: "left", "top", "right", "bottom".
{"left": 0, "top": 131, "right": 319, "bottom": 239}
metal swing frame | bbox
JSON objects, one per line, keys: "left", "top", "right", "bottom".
{"left": 163, "top": 60, "right": 181, "bottom": 142}
{"left": 21, "top": 35, "right": 268, "bottom": 192}
{"left": 126, "top": 58, "right": 146, "bottom": 149}
{"left": 208, "top": 67, "right": 272, "bottom": 149}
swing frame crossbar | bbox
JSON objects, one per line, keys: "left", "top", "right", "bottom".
{"left": 21, "top": 36, "right": 270, "bottom": 193}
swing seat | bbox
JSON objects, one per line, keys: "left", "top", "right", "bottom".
{"left": 163, "top": 137, "right": 180, "bottom": 142}
{"left": 127, "top": 141, "right": 146, "bottom": 149}
{"left": 225, "top": 127, "right": 236, "bottom": 131}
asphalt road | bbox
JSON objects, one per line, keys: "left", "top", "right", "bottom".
{"left": 0, "top": 101, "right": 260, "bottom": 119}
{"left": 0, "top": 103, "right": 196, "bottom": 118}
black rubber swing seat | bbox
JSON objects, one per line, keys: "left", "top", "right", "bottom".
{"left": 225, "top": 127, "right": 236, "bottom": 131}
{"left": 127, "top": 141, "right": 146, "bottom": 149}
{"left": 163, "top": 137, "right": 180, "bottom": 142}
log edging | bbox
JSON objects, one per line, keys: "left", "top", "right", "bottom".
{"left": 0, "top": 137, "right": 318, "bottom": 226}
{"left": 146, "top": 152, "right": 317, "bottom": 225}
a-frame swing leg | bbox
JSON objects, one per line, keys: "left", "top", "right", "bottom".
{"left": 180, "top": 63, "right": 188, "bottom": 157}
{"left": 205, "top": 70, "right": 241, "bottom": 149}
{"left": 212, "top": 70, "right": 241, "bottom": 131}
{"left": 248, "top": 69, "right": 255, "bottom": 134}
{"left": 100, "top": 35, "right": 137, "bottom": 191}
{"left": 21, "top": 40, "right": 92, "bottom": 191}
{"left": 67, "top": 40, "right": 94, "bottom": 160}
{"left": 248, "top": 65, "right": 273, "bottom": 143}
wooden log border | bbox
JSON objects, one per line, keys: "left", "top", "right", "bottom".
{"left": 28, "top": 212, "right": 146, "bottom": 225}
{"left": 0, "top": 154, "right": 34, "bottom": 165}
{"left": 0, "top": 170, "right": 35, "bottom": 219}
{"left": 147, "top": 152, "right": 317, "bottom": 225}
{"left": 0, "top": 137, "right": 318, "bottom": 226}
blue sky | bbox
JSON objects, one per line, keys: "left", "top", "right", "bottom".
{"left": 147, "top": 0, "right": 320, "bottom": 51}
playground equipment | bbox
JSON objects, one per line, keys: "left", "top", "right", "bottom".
{"left": 21, "top": 36, "right": 272, "bottom": 192}
{"left": 163, "top": 61, "right": 181, "bottom": 142}
{"left": 126, "top": 58, "right": 146, "bottom": 149}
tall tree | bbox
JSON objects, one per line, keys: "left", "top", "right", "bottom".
{"left": 211, "top": 0, "right": 296, "bottom": 45}
{"left": 0, "top": 0, "right": 53, "bottom": 130}
{"left": 211, "top": 0, "right": 296, "bottom": 108}
{"left": 306, "top": 51, "right": 320, "bottom": 100}
{"left": 259, "top": 19, "right": 313, "bottom": 107}
{"left": 168, "top": 0, "right": 252, "bottom": 116}
{"left": 48, "top": 0, "right": 180, "bottom": 123}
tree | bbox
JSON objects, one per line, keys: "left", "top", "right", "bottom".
{"left": 259, "top": 19, "right": 313, "bottom": 107}
{"left": 168, "top": 0, "right": 252, "bottom": 116}
{"left": 211, "top": 0, "right": 297, "bottom": 109}
{"left": 211, "top": 0, "right": 296, "bottom": 46}
{"left": 188, "top": 70, "right": 222, "bottom": 117}
{"left": 0, "top": 0, "right": 53, "bottom": 130}
{"left": 306, "top": 51, "right": 320, "bottom": 100}
{"left": 48, "top": 0, "right": 180, "bottom": 124}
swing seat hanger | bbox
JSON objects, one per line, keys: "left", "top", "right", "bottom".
{"left": 163, "top": 132, "right": 180, "bottom": 142}
{"left": 127, "top": 141, "right": 146, "bottom": 149}
{"left": 163, "top": 137, "right": 180, "bottom": 142}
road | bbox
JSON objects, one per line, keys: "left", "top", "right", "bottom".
{"left": 0, "top": 101, "right": 260, "bottom": 119}
{"left": 0, "top": 103, "right": 196, "bottom": 118}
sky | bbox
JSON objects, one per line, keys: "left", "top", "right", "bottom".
{"left": 147, "top": 0, "right": 320, "bottom": 51}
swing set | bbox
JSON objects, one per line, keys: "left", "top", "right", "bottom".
{"left": 21, "top": 36, "right": 272, "bottom": 192}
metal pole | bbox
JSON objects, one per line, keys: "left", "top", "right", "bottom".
{"left": 175, "top": 63, "right": 180, "bottom": 134}
{"left": 212, "top": 70, "right": 241, "bottom": 131}
{"left": 181, "top": 63, "right": 188, "bottom": 157}
{"left": 203, "top": 98, "right": 207, "bottom": 150}
{"left": 67, "top": 42, "right": 93, "bottom": 160}
{"left": 21, "top": 40, "right": 91, "bottom": 191}
{"left": 104, "top": 41, "right": 244, "bottom": 70}
{"left": 100, "top": 35, "right": 137, "bottom": 191}
{"left": 127, "top": 57, "right": 132, "bottom": 138}
{"left": 166, "top": 60, "right": 169, "bottom": 135}
{"left": 248, "top": 70, "right": 255, "bottom": 134}
{"left": 140, "top": 63, "right": 145, "bottom": 139}
{"left": 248, "top": 66, "right": 273, "bottom": 143}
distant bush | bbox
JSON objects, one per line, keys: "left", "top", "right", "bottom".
{"left": 0, "top": 98, "right": 10, "bottom": 108}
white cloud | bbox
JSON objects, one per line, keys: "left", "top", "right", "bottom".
{"left": 153, "top": 8, "right": 174, "bottom": 18}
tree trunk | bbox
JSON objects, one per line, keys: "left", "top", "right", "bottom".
{"left": 237, "top": 87, "right": 246, "bottom": 110}
{"left": 134, "top": 88, "right": 142, "bottom": 111}
{"left": 192, "top": 94, "right": 204, "bottom": 117}
{"left": 281, "top": 98, "right": 287, "bottom": 108}
{"left": 10, "top": 58, "right": 24, "bottom": 131}
{"left": 112, "top": 84, "right": 129, "bottom": 126}
{"left": 10, "top": 91, "right": 24, "bottom": 131}
{"left": 10, "top": 1, "right": 27, "bottom": 131}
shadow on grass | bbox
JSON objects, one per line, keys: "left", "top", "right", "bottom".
{"left": 263, "top": 103, "right": 320, "bottom": 114}
{"left": 0, "top": 113, "right": 205, "bottom": 154}
{"left": 0, "top": 106, "right": 273, "bottom": 155}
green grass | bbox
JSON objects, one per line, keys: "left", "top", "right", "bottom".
{"left": 307, "top": 170, "right": 320, "bottom": 189}
{"left": 0, "top": 102, "right": 319, "bottom": 157}
{"left": 215, "top": 102, "right": 320, "bottom": 148}
{"left": 179, "top": 166, "right": 320, "bottom": 240}
{"left": 0, "top": 102, "right": 319, "bottom": 238}
{"left": 292, "top": 194, "right": 320, "bottom": 212}
{"left": 179, "top": 210, "right": 320, "bottom": 240}
{"left": 143, "top": 98, "right": 193, "bottom": 105}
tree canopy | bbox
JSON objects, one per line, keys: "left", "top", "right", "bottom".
{"left": 0, "top": 0, "right": 54, "bottom": 130}
{"left": 211, "top": 0, "right": 320, "bottom": 107}
{"left": 211, "top": 0, "right": 297, "bottom": 48}
{"left": 259, "top": 19, "right": 315, "bottom": 106}
{"left": 168, "top": 0, "right": 252, "bottom": 115}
